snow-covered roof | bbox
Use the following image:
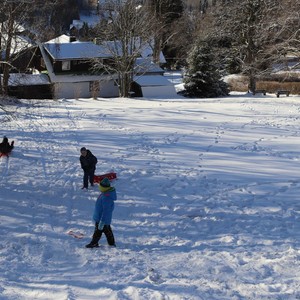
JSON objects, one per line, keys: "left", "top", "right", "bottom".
{"left": 5, "top": 73, "right": 50, "bottom": 86}
{"left": 70, "top": 20, "right": 85, "bottom": 30}
{"left": 101, "top": 40, "right": 166, "bottom": 64}
{"left": 1, "top": 34, "right": 34, "bottom": 59}
{"left": 135, "top": 58, "right": 164, "bottom": 74}
{"left": 98, "top": 0, "right": 127, "bottom": 5}
{"left": 46, "top": 34, "right": 73, "bottom": 44}
{"left": 78, "top": 13, "right": 101, "bottom": 28}
{"left": 43, "top": 42, "right": 112, "bottom": 60}
{"left": 140, "top": 44, "right": 166, "bottom": 64}
{"left": 44, "top": 35, "right": 166, "bottom": 63}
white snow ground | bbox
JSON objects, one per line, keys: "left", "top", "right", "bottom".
{"left": 1, "top": 92, "right": 300, "bottom": 299}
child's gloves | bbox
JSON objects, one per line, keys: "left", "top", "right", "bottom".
{"left": 95, "top": 222, "right": 105, "bottom": 230}
{"left": 98, "top": 222, "right": 105, "bottom": 230}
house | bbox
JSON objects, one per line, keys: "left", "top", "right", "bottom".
{"left": 1, "top": 33, "right": 177, "bottom": 99}
{"left": 0, "top": 21, "right": 43, "bottom": 74}
{"left": 132, "top": 58, "right": 177, "bottom": 97}
{"left": 132, "top": 74, "right": 178, "bottom": 98}
{"left": 39, "top": 35, "right": 176, "bottom": 99}
{"left": 4, "top": 73, "right": 52, "bottom": 99}
{"left": 0, "top": 28, "right": 51, "bottom": 99}
{"left": 272, "top": 52, "right": 300, "bottom": 73}
{"left": 40, "top": 35, "right": 120, "bottom": 98}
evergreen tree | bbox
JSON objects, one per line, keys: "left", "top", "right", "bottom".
{"left": 183, "top": 41, "right": 229, "bottom": 98}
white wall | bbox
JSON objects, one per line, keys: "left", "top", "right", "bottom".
{"left": 141, "top": 86, "right": 177, "bottom": 98}
{"left": 53, "top": 80, "right": 119, "bottom": 99}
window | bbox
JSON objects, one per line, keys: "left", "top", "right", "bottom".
{"left": 62, "top": 61, "right": 71, "bottom": 71}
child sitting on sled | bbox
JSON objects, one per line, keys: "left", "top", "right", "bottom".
{"left": 0, "top": 136, "right": 14, "bottom": 156}
{"left": 86, "top": 177, "right": 117, "bottom": 248}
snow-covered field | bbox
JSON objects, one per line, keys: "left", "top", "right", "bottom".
{"left": 1, "top": 93, "right": 300, "bottom": 299}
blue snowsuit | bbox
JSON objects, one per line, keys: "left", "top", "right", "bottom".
{"left": 93, "top": 187, "right": 117, "bottom": 225}
{"left": 88, "top": 187, "right": 117, "bottom": 246}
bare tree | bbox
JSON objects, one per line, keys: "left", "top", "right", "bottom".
{"left": 0, "top": 0, "right": 32, "bottom": 95}
{"left": 0, "top": 0, "right": 80, "bottom": 97}
{"left": 92, "top": 0, "right": 157, "bottom": 97}
{"left": 146, "top": 0, "right": 188, "bottom": 68}
{"left": 213, "top": 0, "right": 278, "bottom": 91}
{"left": 198, "top": 0, "right": 300, "bottom": 92}
{"left": 267, "top": 0, "right": 300, "bottom": 66}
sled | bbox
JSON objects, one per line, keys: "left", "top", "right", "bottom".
{"left": 93, "top": 172, "right": 117, "bottom": 183}
{"left": 0, "top": 141, "right": 14, "bottom": 158}
{"left": 67, "top": 230, "right": 85, "bottom": 239}
{"left": 0, "top": 152, "right": 10, "bottom": 158}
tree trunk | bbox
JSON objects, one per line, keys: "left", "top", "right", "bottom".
{"left": 248, "top": 74, "right": 256, "bottom": 93}
{"left": 2, "top": 4, "right": 15, "bottom": 95}
{"left": 153, "top": 36, "right": 162, "bottom": 64}
{"left": 120, "top": 71, "right": 132, "bottom": 98}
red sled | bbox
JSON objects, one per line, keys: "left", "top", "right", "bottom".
{"left": 67, "top": 230, "right": 84, "bottom": 239}
{"left": 0, "top": 152, "right": 10, "bottom": 158}
{"left": 93, "top": 172, "right": 117, "bottom": 183}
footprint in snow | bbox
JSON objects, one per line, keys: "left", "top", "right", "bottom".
{"left": 147, "top": 268, "right": 163, "bottom": 284}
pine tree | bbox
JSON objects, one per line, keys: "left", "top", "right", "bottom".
{"left": 183, "top": 41, "right": 229, "bottom": 98}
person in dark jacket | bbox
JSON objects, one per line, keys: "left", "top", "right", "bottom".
{"left": 79, "top": 147, "right": 97, "bottom": 189}
{"left": 0, "top": 136, "right": 14, "bottom": 155}
{"left": 86, "top": 177, "right": 117, "bottom": 248}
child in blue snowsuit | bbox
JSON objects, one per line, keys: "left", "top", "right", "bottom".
{"left": 86, "top": 177, "right": 117, "bottom": 248}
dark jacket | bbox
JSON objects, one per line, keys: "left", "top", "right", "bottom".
{"left": 0, "top": 137, "right": 14, "bottom": 154}
{"left": 80, "top": 149, "right": 97, "bottom": 172}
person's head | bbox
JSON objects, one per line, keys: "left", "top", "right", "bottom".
{"left": 99, "top": 177, "right": 111, "bottom": 192}
{"left": 2, "top": 136, "right": 8, "bottom": 143}
{"left": 80, "top": 147, "right": 87, "bottom": 157}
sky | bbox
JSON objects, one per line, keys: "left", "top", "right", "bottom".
{"left": 0, "top": 83, "right": 300, "bottom": 299}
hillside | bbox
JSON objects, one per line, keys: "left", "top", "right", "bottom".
{"left": 1, "top": 93, "right": 300, "bottom": 299}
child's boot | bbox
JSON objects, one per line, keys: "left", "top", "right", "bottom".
{"left": 85, "top": 240, "right": 99, "bottom": 248}
{"left": 85, "top": 227, "right": 102, "bottom": 248}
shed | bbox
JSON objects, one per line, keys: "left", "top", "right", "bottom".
{"left": 133, "top": 75, "right": 177, "bottom": 98}
{"left": 5, "top": 73, "right": 52, "bottom": 99}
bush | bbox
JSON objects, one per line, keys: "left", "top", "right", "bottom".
{"left": 225, "top": 74, "right": 300, "bottom": 94}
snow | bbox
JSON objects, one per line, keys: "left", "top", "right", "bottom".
{"left": 1, "top": 92, "right": 300, "bottom": 299}
{"left": 46, "top": 34, "right": 73, "bottom": 44}
{"left": 79, "top": 11, "right": 101, "bottom": 28}
{"left": 1, "top": 33, "right": 33, "bottom": 58}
